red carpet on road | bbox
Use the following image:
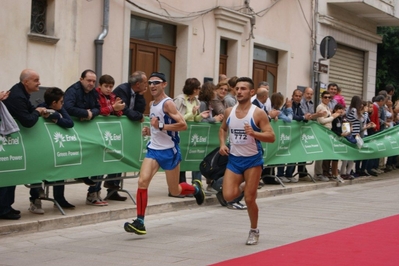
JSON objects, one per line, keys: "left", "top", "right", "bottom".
{"left": 212, "top": 214, "right": 399, "bottom": 266}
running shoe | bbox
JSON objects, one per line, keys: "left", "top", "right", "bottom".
{"left": 246, "top": 229, "right": 259, "bottom": 245}
{"left": 227, "top": 202, "right": 247, "bottom": 210}
{"left": 193, "top": 180, "right": 205, "bottom": 205}
{"left": 124, "top": 219, "right": 146, "bottom": 235}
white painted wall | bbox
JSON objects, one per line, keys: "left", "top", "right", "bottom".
{"left": 1, "top": 0, "right": 398, "bottom": 102}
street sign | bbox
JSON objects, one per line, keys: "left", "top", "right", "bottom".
{"left": 320, "top": 36, "right": 337, "bottom": 59}
{"left": 313, "top": 62, "right": 328, "bottom": 74}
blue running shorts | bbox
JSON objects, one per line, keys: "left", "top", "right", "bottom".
{"left": 226, "top": 153, "right": 264, "bottom": 175}
{"left": 146, "top": 146, "right": 181, "bottom": 170}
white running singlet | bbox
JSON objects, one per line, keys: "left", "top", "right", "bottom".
{"left": 148, "top": 97, "right": 180, "bottom": 150}
{"left": 227, "top": 104, "right": 262, "bottom": 157}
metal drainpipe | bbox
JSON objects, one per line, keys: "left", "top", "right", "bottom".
{"left": 95, "top": 0, "right": 109, "bottom": 80}
{"left": 312, "top": 0, "right": 319, "bottom": 111}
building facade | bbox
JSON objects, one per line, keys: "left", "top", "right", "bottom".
{"left": 1, "top": 0, "right": 399, "bottom": 111}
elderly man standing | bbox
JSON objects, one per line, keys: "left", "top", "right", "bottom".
{"left": 102, "top": 71, "right": 147, "bottom": 199}
{"left": 2, "top": 69, "right": 49, "bottom": 216}
{"left": 251, "top": 81, "right": 272, "bottom": 112}
{"left": 300, "top": 87, "right": 326, "bottom": 119}
{"left": 112, "top": 71, "right": 147, "bottom": 122}
{"left": 301, "top": 87, "right": 327, "bottom": 180}
{"left": 283, "top": 89, "right": 312, "bottom": 182}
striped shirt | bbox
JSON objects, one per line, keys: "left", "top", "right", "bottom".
{"left": 346, "top": 107, "right": 362, "bottom": 136}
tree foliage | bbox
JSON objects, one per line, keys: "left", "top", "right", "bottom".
{"left": 376, "top": 27, "right": 399, "bottom": 100}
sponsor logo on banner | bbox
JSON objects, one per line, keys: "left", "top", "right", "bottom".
{"left": 329, "top": 134, "right": 348, "bottom": 153}
{"left": 385, "top": 134, "right": 399, "bottom": 149}
{"left": 300, "top": 126, "right": 323, "bottom": 154}
{"left": 185, "top": 124, "right": 210, "bottom": 161}
{"left": 359, "top": 141, "right": 373, "bottom": 153}
{"left": 97, "top": 122, "right": 124, "bottom": 162}
{"left": 44, "top": 123, "right": 82, "bottom": 166}
{"left": 276, "top": 126, "right": 292, "bottom": 156}
{"left": 139, "top": 122, "right": 151, "bottom": 162}
{"left": 0, "top": 132, "right": 26, "bottom": 172}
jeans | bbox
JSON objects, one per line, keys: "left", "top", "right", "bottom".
{"left": 179, "top": 171, "right": 187, "bottom": 183}
{"left": 387, "top": 156, "right": 397, "bottom": 166}
{"left": 0, "top": 186, "right": 16, "bottom": 215}
{"left": 191, "top": 171, "right": 202, "bottom": 183}
{"left": 29, "top": 186, "right": 41, "bottom": 203}
{"left": 277, "top": 166, "right": 287, "bottom": 177}
{"left": 87, "top": 175, "right": 103, "bottom": 193}
{"left": 355, "top": 160, "right": 369, "bottom": 173}
{"left": 284, "top": 163, "right": 307, "bottom": 177}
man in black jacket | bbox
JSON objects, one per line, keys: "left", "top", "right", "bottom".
{"left": 103, "top": 71, "right": 147, "bottom": 199}
{"left": 112, "top": 71, "right": 147, "bottom": 122}
{"left": 64, "top": 70, "right": 107, "bottom": 206}
{"left": 64, "top": 69, "right": 100, "bottom": 121}
{"left": 2, "top": 69, "right": 49, "bottom": 217}
{"left": 252, "top": 86, "right": 279, "bottom": 120}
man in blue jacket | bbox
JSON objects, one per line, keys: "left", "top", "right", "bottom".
{"left": 64, "top": 70, "right": 107, "bottom": 206}
{"left": 283, "top": 89, "right": 311, "bottom": 182}
{"left": 64, "top": 69, "right": 100, "bottom": 121}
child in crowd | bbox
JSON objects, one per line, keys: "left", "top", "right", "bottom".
{"left": 96, "top": 74, "right": 125, "bottom": 117}
{"left": 355, "top": 101, "right": 376, "bottom": 176}
{"left": 333, "top": 86, "right": 346, "bottom": 108}
{"left": 343, "top": 96, "right": 364, "bottom": 179}
{"left": 37, "top": 87, "right": 75, "bottom": 209}
{"left": 330, "top": 104, "right": 348, "bottom": 182}
{"left": 96, "top": 74, "right": 128, "bottom": 202}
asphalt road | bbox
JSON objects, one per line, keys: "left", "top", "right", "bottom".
{"left": 1, "top": 177, "right": 398, "bottom": 266}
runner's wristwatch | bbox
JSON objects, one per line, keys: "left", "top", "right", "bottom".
{"left": 159, "top": 121, "right": 164, "bottom": 131}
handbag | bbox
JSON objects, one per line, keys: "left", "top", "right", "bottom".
{"left": 355, "top": 135, "right": 364, "bottom": 149}
{"left": 0, "top": 101, "right": 20, "bottom": 135}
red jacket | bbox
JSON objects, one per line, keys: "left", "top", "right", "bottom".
{"left": 370, "top": 103, "right": 380, "bottom": 132}
{"left": 96, "top": 87, "right": 123, "bottom": 117}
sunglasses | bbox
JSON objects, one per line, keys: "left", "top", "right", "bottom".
{"left": 323, "top": 96, "right": 331, "bottom": 99}
{"left": 148, "top": 80, "right": 163, "bottom": 86}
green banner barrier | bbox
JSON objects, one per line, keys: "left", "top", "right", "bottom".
{"left": 1, "top": 117, "right": 398, "bottom": 187}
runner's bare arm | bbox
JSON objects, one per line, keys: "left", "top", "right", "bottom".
{"left": 162, "top": 99, "right": 187, "bottom": 132}
{"left": 219, "top": 107, "right": 232, "bottom": 155}
{"left": 247, "top": 107, "right": 275, "bottom": 143}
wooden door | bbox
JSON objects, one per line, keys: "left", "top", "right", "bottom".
{"left": 129, "top": 39, "right": 176, "bottom": 115}
{"left": 253, "top": 61, "right": 278, "bottom": 93}
{"left": 219, "top": 54, "right": 228, "bottom": 77}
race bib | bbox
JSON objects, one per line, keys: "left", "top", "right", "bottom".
{"left": 230, "top": 128, "right": 250, "bottom": 145}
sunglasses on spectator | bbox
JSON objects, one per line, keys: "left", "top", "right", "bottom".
{"left": 323, "top": 96, "right": 331, "bottom": 99}
{"left": 148, "top": 80, "right": 163, "bottom": 85}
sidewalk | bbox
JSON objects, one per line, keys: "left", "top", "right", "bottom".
{"left": 1, "top": 168, "right": 397, "bottom": 236}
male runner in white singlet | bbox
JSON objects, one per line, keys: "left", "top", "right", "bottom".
{"left": 219, "top": 77, "right": 275, "bottom": 245}
{"left": 124, "top": 72, "right": 205, "bottom": 235}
